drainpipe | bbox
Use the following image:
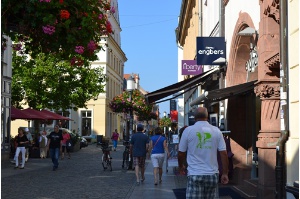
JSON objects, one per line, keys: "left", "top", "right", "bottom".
{"left": 199, "top": 0, "right": 203, "bottom": 37}
{"left": 219, "top": 0, "right": 226, "bottom": 130}
{"left": 275, "top": 0, "right": 289, "bottom": 198}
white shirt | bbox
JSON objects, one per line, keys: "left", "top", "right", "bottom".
{"left": 39, "top": 135, "right": 48, "bottom": 146}
{"left": 178, "top": 121, "right": 226, "bottom": 176}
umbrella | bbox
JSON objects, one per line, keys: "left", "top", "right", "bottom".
{"left": 40, "top": 110, "right": 72, "bottom": 121}
{"left": 11, "top": 107, "right": 31, "bottom": 120}
{"left": 22, "top": 108, "right": 48, "bottom": 120}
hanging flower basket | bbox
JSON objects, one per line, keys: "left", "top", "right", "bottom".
{"left": 109, "top": 89, "right": 156, "bottom": 121}
{"left": 1, "top": 0, "right": 114, "bottom": 63}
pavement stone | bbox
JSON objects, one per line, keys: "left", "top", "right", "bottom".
{"left": 1, "top": 143, "right": 250, "bottom": 199}
{"left": 2, "top": 144, "right": 137, "bottom": 199}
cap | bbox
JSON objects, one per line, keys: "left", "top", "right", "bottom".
{"left": 137, "top": 124, "right": 144, "bottom": 131}
{"left": 24, "top": 127, "right": 29, "bottom": 132}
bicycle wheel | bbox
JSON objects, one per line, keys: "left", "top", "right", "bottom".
{"left": 107, "top": 159, "right": 112, "bottom": 171}
{"left": 125, "top": 153, "right": 130, "bottom": 169}
{"left": 122, "top": 151, "right": 126, "bottom": 168}
{"left": 101, "top": 154, "right": 107, "bottom": 170}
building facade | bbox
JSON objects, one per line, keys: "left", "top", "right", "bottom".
{"left": 176, "top": 0, "right": 299, "bottom": 198}
{"left": 1, "top": 36, "right": 13, "bottom": 159}
{"left": 82, "top": 0, "right": 127, "bottom": 139}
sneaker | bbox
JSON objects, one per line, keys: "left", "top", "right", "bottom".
{"left": 25, "top": 157, "right": 28, "bottom": 162}
{"left": 10, "top": 160, "right": 16, "bottom": 164}
{"left": 136, "top": 181, "right": 140, "bottom": 186}
{"left": 14, "top": 166, "right": 18, "bottom": 169}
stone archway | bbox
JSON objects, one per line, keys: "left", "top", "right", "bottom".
{"left": 227, "top": 12, "right": 258, "bottom": 87}
{"left": 225, "top": 12, "right": 261, "bottom": 187}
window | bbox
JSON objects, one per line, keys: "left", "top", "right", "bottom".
{"left": 81, "top": 110, "right": 92, "bottom": 136}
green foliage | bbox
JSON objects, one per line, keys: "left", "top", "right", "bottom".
{"left": 159, "top": 117, "right": 172, "bottom": 127}
{"left": 11, "top": 51, "right": 107, "bottom": 111}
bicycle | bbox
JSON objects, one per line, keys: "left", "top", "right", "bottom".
{"left": 122, "top": 141, "right": 130, "bottom": 169}
{"left": 98, "top": 142, "right": 112, "bottom": 171}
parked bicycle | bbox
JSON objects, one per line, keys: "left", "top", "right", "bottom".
{"left": 98, "top": 142, "right": 112, "bottom": 171}
{"left": 122, "top": 141, "right": 130, "bottom": 169}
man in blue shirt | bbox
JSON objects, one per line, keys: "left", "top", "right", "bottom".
{"left": 130, "top": 124, "right": 149, "bottom": 185}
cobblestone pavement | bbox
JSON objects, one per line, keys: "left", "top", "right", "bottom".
{"left": 1, "top": 144, "right": 137, "bottom": 199}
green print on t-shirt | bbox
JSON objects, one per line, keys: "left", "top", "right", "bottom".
{"left": 196, "top": 132, "right": 212, "bottom": 149}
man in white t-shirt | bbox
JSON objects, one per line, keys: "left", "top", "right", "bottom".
{"left": 178, "top": 107, "right": 229, "bottom": 199}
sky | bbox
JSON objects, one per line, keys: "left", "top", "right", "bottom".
{"left": 118, "top": 0, "right": 182, "bottom": 117}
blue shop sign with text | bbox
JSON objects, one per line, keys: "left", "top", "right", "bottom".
{"left": 196, "top": 37, "right": 226, "bottom": 65}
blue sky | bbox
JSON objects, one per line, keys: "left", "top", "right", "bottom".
{"left": 118, "top": 0, "right": 182, "bottom": 117}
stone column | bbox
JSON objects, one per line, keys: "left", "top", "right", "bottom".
{"left": 255, "top": 82, "right": 280, "bottom": 198}
{"left": 256, "top": 0, "right": 281, "bottom": 198}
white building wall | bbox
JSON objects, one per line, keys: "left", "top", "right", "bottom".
{"left": 202, "top": 0, "right": 218, "bottom": 36}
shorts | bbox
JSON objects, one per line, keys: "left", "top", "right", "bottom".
{"left": 151, "top": 153, "right": 165, "bottom": 168}
{"left": 133, "top": 157, "right": 146, "bottom": 168}
{"left": 186, "top": 174, "right": 219, "bottom": 199}
{"left": 62, "top": 145, "right": 70, "bottom": 153}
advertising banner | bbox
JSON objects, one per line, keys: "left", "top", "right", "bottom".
{"left": 170, "top": 100, "right": 176, "bottom": 111}
{"left": 181, "top": 60, "right": 203, "bottom": 75}
{"left": 196, "top": 37, "right": 226, "bottom": 65}
{"left": 170, "top": 110, "right": 178, "bottom": 123}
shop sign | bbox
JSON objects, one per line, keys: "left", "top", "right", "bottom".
{"left": 197, "top": 37, "right": 226, "bottom": 65}
{"left": 182, "top": 60, "right": 203, "bottom": 75}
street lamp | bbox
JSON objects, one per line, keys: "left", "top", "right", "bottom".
{"left": 238, "top": 27, "right": 259, "bottom": 81}
{"left": 163, "top": 111, "right": 166, "bottom": 136}
{"left": 126, "top": 75, "right": 135, "bottom": 170}
{"left": 126, "top": 75, "right": 135, "bottom": 142}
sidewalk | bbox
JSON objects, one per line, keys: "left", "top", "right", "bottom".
{"left": 127, "top": 158, "right": 185, "bottom": 199}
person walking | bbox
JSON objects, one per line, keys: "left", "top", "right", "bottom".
{"left": 39, "top": 131, "right": 48, "bottom": 159}
{"left": 61, "top": 129, "right": 71, "bottom": 159}
{"left": 148, "top": 127, "right": 170, "bottom": 185}
{"left": 178, "top": 107, "right": 229, "bottom": 199}
{"left": 47, "top": 125, "right": 63, "bottom": 171}
{"left": 24, "top": 127, "right": 33, "bottom": 162}
{"left": 130, "top": 124, "right": 149, "bottom": 185}
{"left": 14, "top": 128, "right": 29, "bottom": 169}
{"left": 111, "top": 129, "right": 119, "bottom": 151}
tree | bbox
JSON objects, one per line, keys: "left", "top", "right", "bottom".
{"left": 11, "top": 51, "right": 107, "bottom": 111}
{"left": 159, "top": 117, "right": 172, "bottom": 127}
{"left": 1, "top": 0, "right": 113, "bottom": 63}
{"left": 109, "top": 89, "right": 157, "bottom": 121}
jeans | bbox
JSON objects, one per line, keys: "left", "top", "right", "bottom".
{"left": 49, "top": 148, "right": 60, "bottom": 168}
{"left": 15, "top": 147, "right": 26, "bottom": 167}
{"left": 112, "top": 140, "right": 118, "bottom": 149}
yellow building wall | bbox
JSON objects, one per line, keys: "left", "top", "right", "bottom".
{"left": 183, "top": 1, "right": 199, "bottom": 60}
{"left": 11, "top": 120, "right": 28, "bottom": 138}
{"left": 86, "top": 98, "right": 107, "bottom": 137}
{"left": 286, "top": 0, "right": 299, "bottom": 186}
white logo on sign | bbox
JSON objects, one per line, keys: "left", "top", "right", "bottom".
{"left": 198, "top": 46, "right": 224, "bottom": 55}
